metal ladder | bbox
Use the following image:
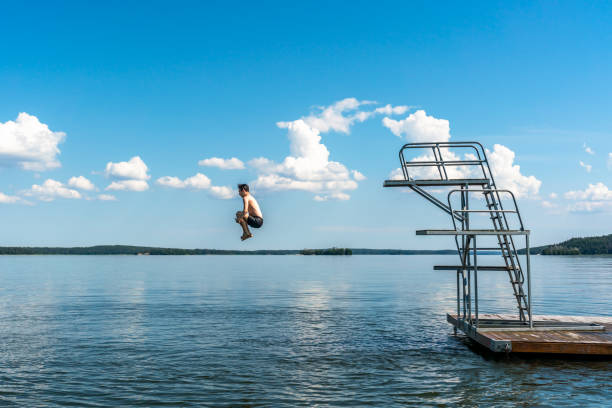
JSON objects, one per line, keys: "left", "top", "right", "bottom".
{"left": 384, "top": 141, "right": 531, "bottom": 323}
{"left": 481, "top": 188, "right": 529, "bottom": 321}
{"left": 451, "top": 186, "right": 529, "bottom": 322}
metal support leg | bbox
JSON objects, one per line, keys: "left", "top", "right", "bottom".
{"left": 526, "top": 234, "right": 533, "bottom": 329}
{"left": 461, "top": 270, "right": 466, "bottom": 320}
{"left": 474, "top": 235, "right": 478, "bottom": 329}
{"left": 455, "top": 269, "right": 460, "bottom": 334}
{"left": 467, "top": 269, "right": 471, "bottom": 324}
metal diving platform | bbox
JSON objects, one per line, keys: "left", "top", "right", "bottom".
{"left": 384, "top": 141, "right": 611, "bottom": 355}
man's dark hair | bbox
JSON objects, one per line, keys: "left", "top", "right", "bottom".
{"left": 238, "top": 184, "right": 249, "bottom": 192}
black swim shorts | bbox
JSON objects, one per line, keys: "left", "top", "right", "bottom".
{"left": 247, "top": 215, "right": 263, "bottom": 229}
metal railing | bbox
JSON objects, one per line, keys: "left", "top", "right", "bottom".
{"left": 398, "top": 141, "right": 492, "bottom": 182}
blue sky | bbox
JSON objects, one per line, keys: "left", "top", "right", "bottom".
{"left": 0, "top": 1, "right": 610, "bottom": 249}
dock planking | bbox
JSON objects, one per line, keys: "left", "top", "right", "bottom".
{"left": 448, "top": 313, "right": 612, "bottom": 355}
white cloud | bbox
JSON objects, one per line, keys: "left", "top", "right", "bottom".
{"left": 156, "top": 173, "right": 211, "bottom": 190}
{"left": 106, "top": 180, "right": 149, "bottom": 192}
{"left": 353, "top": 104, "right": 411, "bottom": 122}
{"left": 388, "top": 168, "right": 404, "bottom": 180}
{"left": 156, "top": 176, "right": 183, "bottom": 189}
{"left": 98, "top": 194, "right": 117, "bottom": 201}
{"left": 382, "top": 110, "right": 450, "bottom": 142}
{"left": 373, "top": 104, "right": 410, "bottom": 116}
{"left": 579, "top": 161, "right": 592, "bottom": 173}
{"left": 251, "top": 98, "right": 402, "bottom": 200}
{"left": 564, "top": 182, "right": 612, "bottom": 213}
{"left": 208, "top": 185, "right": 236, "bottom": 199}
{"left": 564, "top": 182, "right": 612, "bottom": 201}
{"left": 567, "top": 201, "right": 606, "bottom": 213}
{"left": 549, "top": 192, "right": 558, "bottom": 199}
{"left": 301, "top": 98, "right": 370, "bottom": 133}
{"left": 253, "top": 173, "right": 357, "bottom": 193}
{"left": 24, "top": 179, "right": 81, "bottom": 201}
{"left": 351, "top": 170, "right": 366, "bottom": 181}
{"left": 198, "top": 157, "right": 245, "bottom": 170}
{"left": 181, "top": 173, "right": 212, "bottom": 190}
{"left": 105, "top": 156, "right": 150, "bottom": 180}
{"left": 314, "top": 192, "right": 351, "bottom": 201}
{"left": 382, "top": 114, "right": 540, "bottom": 199}
{"left": 0, "top": 192, "right": 23, "bottom": 204}
{"left": 103, "top": 156, "right": 150, "bottom": 193}
{"left": 486, "top": 144, "right": 541, "bottom": 198}
{"left": 68, "top": 176, "right": 96, "bottom": 191}
{"left": 583, "top": 143, "right": 595, "bottom": 155}
{"left": 541, "top": 200, "right": 556, "bottom": 208}
{"left": 0, "top": 112, "right": 65, "bottom": 171}
{"left": 156, "top": 173, "right": 233, "bottom": 199}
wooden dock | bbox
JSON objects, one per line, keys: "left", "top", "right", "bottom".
{"left": 448, "top": 313, "right": 612, "bottom": 355}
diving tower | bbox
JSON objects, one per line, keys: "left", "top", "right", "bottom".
{"left": 384, "top": 142, "right": 611, "bottom": 355}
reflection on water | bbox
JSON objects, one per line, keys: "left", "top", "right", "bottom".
{"left": 0, "top": 255, "right": 610, "bottom": 407}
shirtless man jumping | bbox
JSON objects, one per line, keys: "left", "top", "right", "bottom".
{"left": 235, "top": 184, "right": 263, "bottom": 241}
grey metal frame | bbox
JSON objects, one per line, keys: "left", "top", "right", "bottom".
{"left": 384, "top": 141, "right": 534, "bottom": 329}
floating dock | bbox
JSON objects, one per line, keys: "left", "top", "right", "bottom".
{"left": 384, "top": 141, "right": 610, "bottom": 356}
{"left": 448, "top": 314, "right": 612, "bottom": 355}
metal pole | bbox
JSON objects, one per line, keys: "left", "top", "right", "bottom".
{"left": 474, "top": 235, "right": 478, "bottom": 329}
{"left": 526, "top": 234, "right": 533, "bottom": 328}
{"left": 462, "top": 271, "right": 467, "bottom": 320}
{"left": 461, "top": 187, "right": 466, "bottom": 323}
{"left": 455, "top": 269, "right": 459, "bottom": 334}
{"left": 467, "top": 269, "right": 471, "bottom": 324}
{"left": 466, "top": 186, "right": 471, "bottom": 324}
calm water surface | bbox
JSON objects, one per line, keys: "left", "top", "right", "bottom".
{"left": 0, "top": 255, "right": 610, "bottom": 407}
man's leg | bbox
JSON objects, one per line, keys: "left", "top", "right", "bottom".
{"left": 236, "top": 211, "right": 252, "bottom": 239}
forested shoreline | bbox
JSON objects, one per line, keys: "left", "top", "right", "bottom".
{"left": 1, "top": 234, "right": 609, "bottom": 255}
{"left": 0, "top": 245, "right": 457, "bottom": 255}
{"left": 520, "top": 234, "right": 612, "bottom": 255}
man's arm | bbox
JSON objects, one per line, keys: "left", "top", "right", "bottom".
{"left": 242, "top": 196, "right": 249, "bottom": 217}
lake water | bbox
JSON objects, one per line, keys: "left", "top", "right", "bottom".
{"left": 0, "top": 255, "right": 610, "bottom": 407}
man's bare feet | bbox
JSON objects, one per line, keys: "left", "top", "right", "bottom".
{"left": 241, "top": 233, "right": 253, "bottom": 241}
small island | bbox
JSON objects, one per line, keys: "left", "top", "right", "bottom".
{"left": 300, "top": 248, "right": 352, "bottom": 255}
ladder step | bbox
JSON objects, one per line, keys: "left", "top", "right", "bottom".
{"left": 434, "top": 265, "right": 512, "bottom": 271}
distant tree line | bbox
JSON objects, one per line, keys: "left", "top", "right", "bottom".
{"left": 0, "top": 246, "right": 467, "bottom": 256}
{"left": 519, "top": 234, "right": 611, "bottom": 255}
{"left": 0, "top": 245, "right": 299, "bottom": 255}
{"left": 541, "top": 246, "right": 581, "bottom": 255}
